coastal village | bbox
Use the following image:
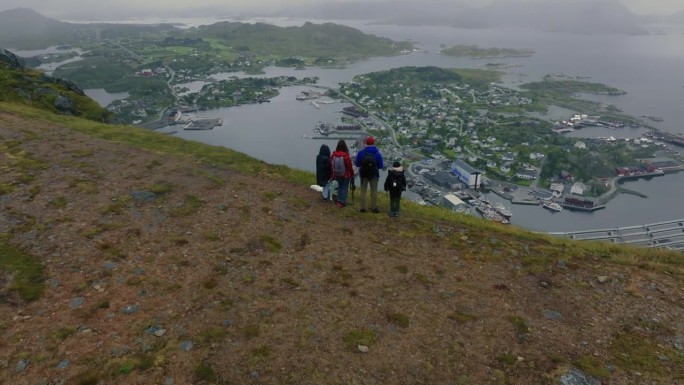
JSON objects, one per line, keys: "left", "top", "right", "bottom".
{"left": 130, "top": 63, "right": 684, "bottom": 225}
{"left": 302, "top": 68, "right": 684, "bottom": 223}
{"left": 24, "top": 19, "right": 682, "bottom": 225}
{"left": 132, "top": 62, "right": 684, "bottom": 225}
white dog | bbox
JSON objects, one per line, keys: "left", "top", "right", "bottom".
{"left": 310, "top": 179, "right": 338, "bottom": 201}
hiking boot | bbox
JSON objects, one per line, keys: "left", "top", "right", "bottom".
{"left": 371, "top": 208, "right": 380, "bottom": 213}
{"left": 359, "top": 209, "right": 367, "bottom": 213}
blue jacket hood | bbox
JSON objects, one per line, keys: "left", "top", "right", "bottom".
{"left": 363, "top": 145, "right": 379, "bottom": 154}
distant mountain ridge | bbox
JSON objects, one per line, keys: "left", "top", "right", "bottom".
{"left": 0, "top": 8, "right": 83, "bottom": 49}
{"left": 274, "top": 0, "right": 650, "bottom": 35}
{"left": 190, "top": 21, "right": 411, "bottom": 58}
{"left": 0, "top": 7, "right": 411, "bottom": 57}
{"left": 0, "top": 7, "right": 65, "bottom": 33}
{"left": 0, "top": 8, "right": 177, "bottom": 50}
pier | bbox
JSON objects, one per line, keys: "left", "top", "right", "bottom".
{"left": 183, "top": 118, "right": 223, "bottom": 130}
{"left": 550, "top": 219, "right": 684, "bottom": 252}
{"left": 312, "top": 135, "right": 361, "bottom": 140}
{"left": 511, "top": 198, "right": 541, "bottom": 205}
{"left": 616, "top": 187, "right": 647, "bottom": 198}
{"left": 560, "top": 203, "right": 606, "bottom": 211}
{"left": 652, "top": 132, "right": 684, "bottom": 147}
{"left": 616, "top": 170, "right": 665, "bottom": 182}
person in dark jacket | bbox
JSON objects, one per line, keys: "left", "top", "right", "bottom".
{"left": 384, "top": 160, "right": 407, "bottom": 217}
{"left": 329, "top": 139, "right": 355, "bottom": 208}
{"left": 354, "top": 136, "right": 384, "bottom": 213}
{"left": 315, "top": 144, "right": 331, "bottom": 201}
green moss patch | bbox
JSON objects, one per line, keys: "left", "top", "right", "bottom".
{"left": 0, "top": 241, "right": 45, "bottom": 302}
{"left": 342, "top": 328, "right": 378, "bottom": 350}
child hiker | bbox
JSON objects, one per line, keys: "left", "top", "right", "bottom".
{"left": 384, "top": 160, "right": 407, "bottom": 217}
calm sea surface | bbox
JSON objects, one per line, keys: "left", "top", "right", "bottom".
{"left": 25, "top": 18, "right": 684, "bottom": 232}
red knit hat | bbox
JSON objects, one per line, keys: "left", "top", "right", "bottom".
{"left": 366, "top": 136, "right": 375, "bottom": 145}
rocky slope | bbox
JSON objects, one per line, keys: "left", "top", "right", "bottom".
{"left": 0, "top": 109, "right": 683, "bottom": 385}
{"left": 0, "top": 48, "right": 111, "bottom": 122}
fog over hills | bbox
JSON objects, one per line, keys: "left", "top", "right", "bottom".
{"left": 0, "top": 8, "right": 178, "bottom": 49}
{"left": 1, "top": 0, "right": 680, "bottom": 36}
{"left": 668, "top": 9, "right": 684, "bottom": 23}
{"left": 0, "top": 8, "right": 72, "bottom": 38}
{"left": 273, "top": 0, "right": 650, "bottom": 35}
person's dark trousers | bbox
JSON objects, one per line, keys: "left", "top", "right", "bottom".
{"left": 390, "top": 193, "right": 401, "bottom": 216}
{"left": 337, "top": 178, "right": 350, "bottom": 205}
{"left": 360, "top": 177, "right": 379, "bottom": 211}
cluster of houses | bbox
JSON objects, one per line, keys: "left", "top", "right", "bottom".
{"left": 554, "top": 113, "right": 631, "bottom": 133}
{"left": 339, "top": 72, "right": 684, "bottom": 209}
{"left": 550, "top": 181, "right": 589, "bottom": 196}
{"left": 134, "top": 67, "right": 166, "bottom": 78}
{"left": 340, "top": 80, "right": 530, "bottom": 146}
{"left": 340, "top": 78, "right": 548, "bottom": 179}
{"left": 615, "top": 163, "right": 659, "bottom": 177}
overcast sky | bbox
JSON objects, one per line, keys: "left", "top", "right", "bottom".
{"left": 1, "top": 0, "right": 682, "bottom": 19}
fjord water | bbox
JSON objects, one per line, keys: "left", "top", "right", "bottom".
{"left": 81, "top": 18, "right": 684, "bottom": 232}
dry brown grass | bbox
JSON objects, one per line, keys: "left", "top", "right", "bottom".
{"left": 1, "top": 108, "right": 683, "bottom": 384}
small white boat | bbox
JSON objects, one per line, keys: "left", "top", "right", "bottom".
{"left": 494, "top": 202, "right": 512, "bottom": 218}
{"left": 542, "top": 201, "right": 563, "bottom": 212}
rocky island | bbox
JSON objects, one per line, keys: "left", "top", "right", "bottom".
{"left": 439, "top": 44, "right": 535, "bottom": 59}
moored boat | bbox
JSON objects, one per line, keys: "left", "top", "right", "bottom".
{"left": 542, "top": 201, "right": 563, "bottom": 212}
{"left": 494, "top": 202, "right": 512, "bottom": 218}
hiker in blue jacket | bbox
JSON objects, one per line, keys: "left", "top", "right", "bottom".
{"left": 354, "top": 136, "right": 384, "bottom": 213}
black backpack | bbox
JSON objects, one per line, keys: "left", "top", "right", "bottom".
{"left": 359, "top": 151, "right": 377, "bottom": 179}
{"left": 387, "top": 171, "right": 403, "bottom": 192}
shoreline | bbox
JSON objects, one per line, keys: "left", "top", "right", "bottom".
{"left": 485, "top": 167, "right": 680, "bottom": 213}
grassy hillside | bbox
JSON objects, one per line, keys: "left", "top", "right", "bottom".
{"left": 190, "top": 21, "right": 413, "bottom": 59}
{"left": 0, "top": 64, "right": 111, "bottom": 122}
{"left": 0, "top": 101, "right": 683, "bottom": 384}
{"left": 0, "top": 8, "right": 412, "bottom": 60}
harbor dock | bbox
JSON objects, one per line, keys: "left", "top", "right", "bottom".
{"left": 312, "top": 135, "right": 362, "bottom": 140}
{"left": 560, "top": 203, "right": 606, "bottom": 211}
{"left": 510, "top": 198, "right": 541, "bottom": 205}
{"left": 183, "top": 118, "right": 223, "bottom": 130}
